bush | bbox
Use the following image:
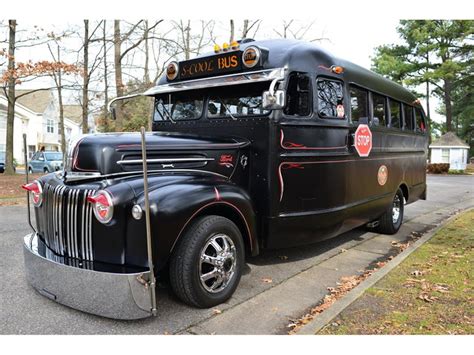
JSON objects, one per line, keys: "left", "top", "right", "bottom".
{"left": 448, "top": 169, "right": 465, "bottom": 175}
{"left": 427, "top": 163, "right": 450, "bottom": 174}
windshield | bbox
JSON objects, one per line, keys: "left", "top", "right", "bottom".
{"left": 153, "top": 82, "right": 270, "bottom": 122}
{"left": 208, "top": 83, "right": 270, "bottom": 119}
{"left": 44, "top": 152, "right": 62, "bottom": 161}
{"left": 154, "top": 91, "right": 204, "bottom": 121}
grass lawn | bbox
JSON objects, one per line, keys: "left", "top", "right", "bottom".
{"left": 318, "top": 209, "right": 474, "bottom": 335}
{"left": 0, "top": 173, "right": 42, "bottom": 206}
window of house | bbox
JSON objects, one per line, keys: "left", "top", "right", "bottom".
{"left": 46, "top": 119, "right": 54, "bottom": 133}
{"left": 415, "top": 108, "right": 426, "bottom": 133}
{"left": 284, "top": 72, "right": 312, "bottom": 116}
{"left": 350, "top": 85, "right": 369, "bottom": 123}
{"left": 441, "top": 149, "right": 450, "bottom": 163}
{"left": 372, "top": 93, "right": 386, "bottom": 126}
{"left": 403, "top": 104, "right": 414, "bottom": 131}
{"left": 389, "top": 99, "right": 401, "bottom": 129}
{"left": 317, "top": 79, "right": 345, "bottom": 119}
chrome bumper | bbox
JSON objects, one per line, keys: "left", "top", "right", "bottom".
{"left": 23, "top": 233, "right": 153, "bottom": 319}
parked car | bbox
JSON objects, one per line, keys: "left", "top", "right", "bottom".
{"left": 0, "top": 152, "right": 16, "bottom": 173}
{"left": 28, "top": 151, "right": 63, "bottom": 173}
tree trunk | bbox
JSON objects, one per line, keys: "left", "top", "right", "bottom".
{"left": 82, "top": 20, "right": 90, "bottom": 134}
{"left": 57, "top": 45, "right": 66, "bottom": 155}
{"left": 242, "top": 20, "right": 249, "bottom": 38}
{"left": 185, "top": 20, "right": 191, "bottom": 60}
{"left": 5, "top": 20, "right": 16, "bottom": 175}
{"left": 114, "top": 20, "right": 125, "bottom": 131}
{"left": 144, "top": 20, "right": 150, "bottom": 85}
{"left": 230, "top": 19, "right": 235, "bottom": 43}
{"left": 103, "top": 20, "right": 109, "bottom": 116}
{"left": 443, "top": 78, "right": 453, "bottom": 132}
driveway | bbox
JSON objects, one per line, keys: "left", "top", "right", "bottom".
{"left": 1, "top": 175, "right": 473, "bottom": 334}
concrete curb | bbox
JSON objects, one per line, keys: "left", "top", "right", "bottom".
{"left": 295, "top": 208, "right": 471, "bottom": 335}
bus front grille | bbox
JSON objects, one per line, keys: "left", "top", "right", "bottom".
{"left": 36, "top": 184, "right": 95, "bottom": 261}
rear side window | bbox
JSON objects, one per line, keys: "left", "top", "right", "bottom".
{"left": 372, "top": 93, "right": 386, "bottom": 126}
{"left": 350, "top": 85, "right": 369, "bottom": 123}
{"left": 403, "top": 104, "right": 414, "bottom": 131}
{"left": 285, "top": 72, "right": 312, "bottom": 116}
{"left": 317, "top": 79, "right": 345, "bottom": 119}
{"left": 415, "top": 108, "right": 426, "bottom": 133}
{"left": 389, "top": 99, "right": 401, "bottom": 129}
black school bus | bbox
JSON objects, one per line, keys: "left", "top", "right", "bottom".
{"left": 21, "top": 38, "right": 428, "bottom": 319}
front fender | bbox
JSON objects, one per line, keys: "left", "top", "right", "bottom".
{"left": 124, "top": 175, "right": 258, "bottom": 271}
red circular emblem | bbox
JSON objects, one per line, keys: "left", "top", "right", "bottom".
{"left": 354, "top": 124, "right": 372, "bottom": 157}
{"left": 378, "top": 165, "right": 388, "bottom": 186}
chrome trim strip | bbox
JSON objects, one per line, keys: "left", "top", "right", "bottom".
{"left": 58, "top": 185, "right": 65, "bottom": 254}
{"left": 64, "top": 168, "right": 229, "bottom": 182}
{"left": 117, "top": 157, "right": 215, "bottom": 165}
{"left": 81, "top": 189, "right": 88, "bottom": 260}
{"left": 143, "top": 67, "right": 286, "bottom": 96}
{"left": 88, "top": 197, "right": 93, "bottom": 261}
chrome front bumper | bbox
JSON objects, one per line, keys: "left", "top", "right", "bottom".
{"left": 23, "top": 233, "right": 153, "bottom": 319}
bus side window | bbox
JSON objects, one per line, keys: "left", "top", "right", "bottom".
{"left": 372, "top": 93, "right": 386, "bottom": 126}
{"left": 389, "top": 99, "right": 401, "bottom": 129}
{"left": 403, "top": 104, "right": 414, "bottom": 131}
{"left": 284, "top": 72, "right": 312, "bottom": 117}
{"left": 415, "top": 108, "right": 426, "bottom": 133}
{"left": 317, "top": 78, "right": 345, "bottom": 119}
{"left": 350, "top": 85, "right": 369, "bottom": 124}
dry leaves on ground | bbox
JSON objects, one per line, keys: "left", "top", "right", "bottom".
{"left": 262, "top": 277, "right": 273, "bottom": 284}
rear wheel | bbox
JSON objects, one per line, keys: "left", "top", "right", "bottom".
{"left": 28, "top": 167, "right": 33, "bottom": 174}
{"left": 43, "top": 167, "right": 49, "bottom": 174}
{"left": 376, "top": 188, "right": 404, "bottom": 235}
{"left": 170, "top": 215, "right": 244, "bottom": 308}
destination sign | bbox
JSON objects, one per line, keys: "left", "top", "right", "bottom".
{"left": 177, "top": 52, "right": 243, "bottom": 81}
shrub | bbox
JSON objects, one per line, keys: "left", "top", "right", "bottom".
{"left": 448, "top": 169, "right": 465, "bottom": 175}
{"left": 427, "top": 163, "right": 450, "bottom": 174}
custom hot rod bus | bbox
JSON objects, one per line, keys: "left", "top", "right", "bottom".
{"left": 21, "top": 38, "right": 428, "bottom": 319}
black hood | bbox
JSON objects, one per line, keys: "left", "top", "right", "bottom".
{"left": 66, "top": 132, "right": 250, "bottom": 177}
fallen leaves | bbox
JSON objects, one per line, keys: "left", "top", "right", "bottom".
{"left": 262, "top": 277, "right": 273, "bottom": 284}
{"left": 212, "top": 309, "right": 222, "bottom": 315}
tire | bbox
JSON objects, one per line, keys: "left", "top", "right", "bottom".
{"left": 43, "top": 167, "right": 49, "bottom": 174}
{"left": 376, "top": 188, "right": 404, "bottom": 235}
{"left": 28, "top": 167, "right": 33, "bottom": 174}
{"left": 169, "top": 215, "right": 245, "bottom": 308}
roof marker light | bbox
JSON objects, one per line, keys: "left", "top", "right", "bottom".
{"left": 230, "top": 41, "right": 239, "bottom": 50}
{"left": 214, "top": 44, "right": 221, "bottom": 53}
{"left": 331, "top": 65, "right": 344, "bottom": 74}
{"left": 222, "top": 42, "right": 229, "bottom": 52}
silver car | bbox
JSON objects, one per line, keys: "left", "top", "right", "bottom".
{"left": 28, "top": 151, "right": 63, "bottom": 174}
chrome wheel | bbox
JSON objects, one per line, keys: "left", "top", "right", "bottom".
{"left": 199, "top": 233, "right": 237, "bottom": 293}
{"left": 392, "top": 194, "right": 401, "bottom": 224}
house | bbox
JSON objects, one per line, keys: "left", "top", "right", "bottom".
{"left": 0, "top": 89, "right": 95, "bottom": 165}
{"left": 429, "top": 132, "right": 470, "bottom": 171}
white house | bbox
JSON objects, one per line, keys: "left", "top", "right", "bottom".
{"left": 0, "top": 89, "right": 95, "bottom": 165}
{"left": 429, "top": 132, "right": 470, "bottom": 171}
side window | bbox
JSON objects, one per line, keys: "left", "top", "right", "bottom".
{"left": 38, "top": 153, "right": 45, "bottom": 161}
{"left": 389, "top": 99, "right": 401, "bottom": 129}
{"left": 317, "top": 78, "right": 345, "bottom": 119}
{"left": 284, "top": 73, "right": 312, "bottom": 116}
{"left": 415, "top": 108, "right": 426, "bottom": 133}
{"left": 372, "top": 93, "right": 386, "bottom": 126}
{"left": 31, "top": 152, "right": 38, "bottom": 161}
{"left": 403, "top": 104, "right": 414, "bottom": 131}
{"left": 349, "top": 85, "right": 369, "bottom": 124}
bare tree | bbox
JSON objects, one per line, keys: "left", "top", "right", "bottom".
{"left": 273, "top": 20, "right": 329, "bottom": 42}
{"left": 4, "top": 20, "right": 16, "bottom": 175}
{"left": 230, "top": 20, "right": 235, "bottom": 43}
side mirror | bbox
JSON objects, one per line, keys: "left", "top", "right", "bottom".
{"left": 262, "top": 90, "right": 286, "bottom": 110}
{"left": 110, "top": 106, "right": 117, "bottom": 120}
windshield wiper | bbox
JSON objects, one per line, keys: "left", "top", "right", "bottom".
{"left": 217, "top": 97, "right": 238, "bottom": 121}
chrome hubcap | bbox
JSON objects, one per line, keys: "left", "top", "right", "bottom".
{"left": 199, "top": 234, "right": 237, "bottom": 293}
{"left": 392, "top": 194, "right": 401, "bottom": 224}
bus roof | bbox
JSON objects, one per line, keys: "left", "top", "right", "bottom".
{"left": 155, "top": 38, "right": 418, "bottom": 105}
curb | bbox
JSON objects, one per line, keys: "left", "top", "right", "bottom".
{"left": 295, "top": 208, "right": 471, "bottom": 335}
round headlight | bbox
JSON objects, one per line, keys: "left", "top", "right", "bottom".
{"left": 242, "top": 46, "right": 261, "bottom": 68}
{"left": 87, "top": 190, "right": 114, "bottom": 224}
{"left": 131, "top": 204, "right": 143, "bottom": 220}
{"left": 166, "top": 61, "right": 179, "bottom": 80}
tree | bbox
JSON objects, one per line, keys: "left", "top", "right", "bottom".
{"left": 372, "top": 20, "right": 474, "bottom": 134}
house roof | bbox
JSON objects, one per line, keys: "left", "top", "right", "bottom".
{"left": 63, "top": 105, "right": 83, "bottom": 124}
{"left": 430, "top": 132, "right": 469, "bottom": 148}
{"left": 15, "top": 89, "right": 52, "bottom": 114}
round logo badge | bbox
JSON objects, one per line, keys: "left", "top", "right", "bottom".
{"left": 166, "top": 61, "right": 178, "bottom": 80}
{"left": 378, "top": 165, "right": 388, "bottom": 186}
{"left": 242, "top": 46, "right": 260, "bottom": 68}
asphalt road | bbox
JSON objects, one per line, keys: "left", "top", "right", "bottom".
{"left": 1, "top": 175, "right": 473, "bottom": 334}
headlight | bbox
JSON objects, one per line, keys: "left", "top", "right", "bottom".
{"left": 21, "top": 180, "right": 43, "bottom": 207}
{"left": 87, "top": 190, "right": 114, "bottom": 224}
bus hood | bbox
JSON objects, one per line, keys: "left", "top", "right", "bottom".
{"left": 64, "top": 132, "right": 250, "bottom": 179}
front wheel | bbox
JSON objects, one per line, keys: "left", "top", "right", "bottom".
{"left": 376, "top": 188, "right": 404, "bottom": 235}
{"left": 170, "top": 215, "right": 244, "bottom": 308}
